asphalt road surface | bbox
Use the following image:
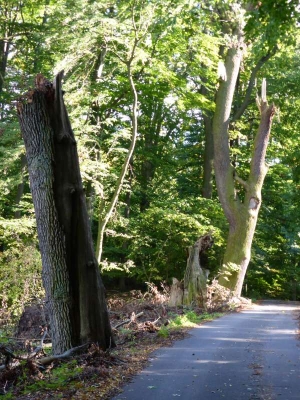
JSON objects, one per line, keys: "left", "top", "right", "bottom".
{"left": 113, "top": 301, "right": 300, "bottom": 400}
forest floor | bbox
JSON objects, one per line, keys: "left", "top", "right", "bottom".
{"left": 0, "top": 288, "right": 246, "bottom": 400}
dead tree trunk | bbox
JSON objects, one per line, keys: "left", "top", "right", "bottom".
{"left": 17, "top": 73, "right": 114, "bottom": 354}
{"left": 183, "top": 235, "right": 213, "bottom": 309}
{"left": 169, "top": 234, "right": 213, "bottom": 308}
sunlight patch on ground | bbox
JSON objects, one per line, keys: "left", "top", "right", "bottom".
{"left": 249, "top": 303, "right": 300, "bottom": 312}
{"left": 244, "top": 311, "right": 290, "bottom": 316}
{"left": 195, "top": 359, "right": 237, "bottom": 364}
{"left": 214, "top": 337, "right": 261, "bottom": 342}
{"left": 262, "top": 329, "right": 296, "bottom": 335}
{"left": 194, "top": 324, "right": 214, "bottom": 329}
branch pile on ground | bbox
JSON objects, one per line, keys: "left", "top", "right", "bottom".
{"left": 206, "top": 279, "right": 252, "bottom": 311}
{"left": 107, "top": 289, "right": 172, "bottom": 343}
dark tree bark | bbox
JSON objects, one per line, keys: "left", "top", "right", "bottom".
{"left": 14, "top": 153, "right": 26, "bottom": 218}
{"left": 17, "top": 73, "right": 114, "bottom": 354}
{"left": 139, "top": 100, "right": 164, "bottom": 212}
{"left": 199, "top": 80, "right": 214, "bottom": 200}
{"left": 202, "top": 114, "right": 214, "bottom": 199}
{"left": 0, "top": 38, "right": 9, "bottom": 95}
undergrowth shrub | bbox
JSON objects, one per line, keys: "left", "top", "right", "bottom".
{"left": 0, "top": 219, "right": 43, "bottom": 337}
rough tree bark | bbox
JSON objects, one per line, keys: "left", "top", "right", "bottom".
{"left": 213, "top": 9, "right": 276, "bottom": 296}
{"left": 17, "top": 73, "right": 114, "bottom": 354}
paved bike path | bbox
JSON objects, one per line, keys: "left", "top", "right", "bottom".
{"left": 112, "top": 301, "right": 300, "bottom": 400}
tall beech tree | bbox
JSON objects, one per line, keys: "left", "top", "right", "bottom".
{"left": 213, "top": 4, "right": 276, "bottom": 296}
{"left": 17, "top": 73, "right": 114, "bottom": 354}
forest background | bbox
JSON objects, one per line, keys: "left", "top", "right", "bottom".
{"left": 1, "top": 0, "right": 300, "bottom": 324}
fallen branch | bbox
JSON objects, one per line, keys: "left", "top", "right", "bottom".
{"left": 113, "top": 312, "right": 144, "bottom": 329}
{"left": 36, "top": 343, "right": 89, "bottom": 366}
{"left": 28, "top": 327, "right": 50, "bottom": 359}
{"left": 0, "top": 345, "right": 29, "bottom": 362}
{"left": 0, "top": 343, "right": 89, "bottom": 370}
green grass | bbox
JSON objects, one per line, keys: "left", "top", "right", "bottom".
{"left": 158, "top": 310, "right": 223, "bottom": 337}
{"left": 157, "top": 325, "right": 169, "bottom": 337}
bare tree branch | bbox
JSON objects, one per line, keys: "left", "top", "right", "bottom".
{"left": 0, "top": 343, "right": 89, "bottom": 370}
{"left": 233, "top": 172, "right": 248, "bottom": 189}
{"left": 232, "top": 46, "right": 277, "bottom": 122}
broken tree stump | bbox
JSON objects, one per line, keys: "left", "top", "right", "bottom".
{"left": 183, "top": 234, "right": 213, "bottom": 309}
{"left": 168, "top": 234, "right": 213, "bottom": 309}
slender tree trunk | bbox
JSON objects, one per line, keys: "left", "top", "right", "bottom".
{"left": 199, "top": 79, "right": 214, "bottom": 200}
{"left": 140, "top": 159, "right": 155, "bottom": 212}
{"left": 202, "top": 115, "right": 214, "bottom": 199}
{"left": 96, "top": 61, "right": 138, "bottom": 264}
{"left": 139, "top": 104, "right": 163, "bottom": 212}
{"left": 17, "top": 73, "right": 114, "bottom": 354}
{"left": 0, "top": 39, "right": 9, "bottom": 95}
{"left": 14, "top": 153, "right": 27, "bottom": 218}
